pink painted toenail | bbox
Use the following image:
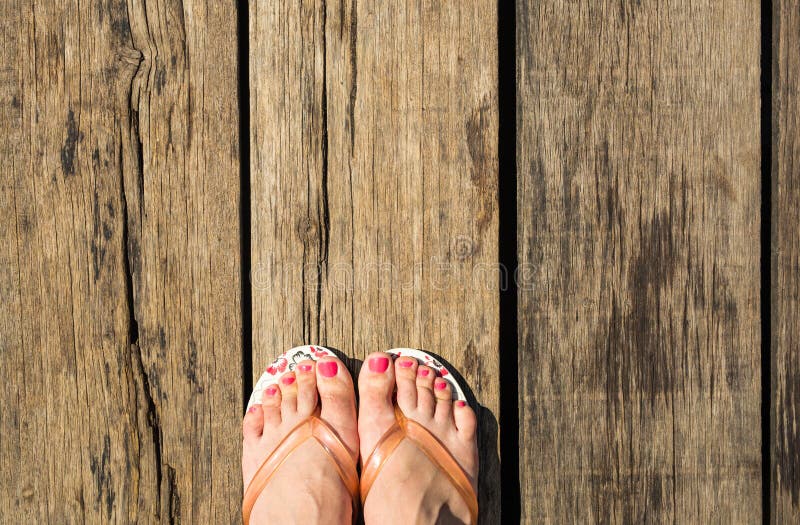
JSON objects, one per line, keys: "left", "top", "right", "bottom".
{"left": 418, "top": 368, "right": 430, "bottom": 377}
{"left": 435, "top": 380, "right": 447, "bottom": 390}
{"left": 369, "top": 356, "right": 390, "bottom": 373}
{"left": 281, "top": 376, "right": 295, "bottom": 385}
{"left": 398, "top": 359, "right": 414, "bottom": 368}
{"left": 318, "top": 361, "right": 338, "bottom": 377}
{"left": 456, "top": 400, "right": 467, "bottom": 407}
{"left": 266, "top": 386, "right": 278, "bottom": 395}
{"left": 298, "top": 363, "right": 313, "bottom": 372}
{"left": 248, "top": 405, "right": 257, "bottom": 413}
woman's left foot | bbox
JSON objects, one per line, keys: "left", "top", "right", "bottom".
{"left": 242, "top": 355, "right": 359, "bottom": 524}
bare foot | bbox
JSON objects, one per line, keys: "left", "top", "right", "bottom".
{"left": 358, "top": 352, "right": 479, "bottom": 525}
{"left": 242, "top": 356, "right": 359, "bottom": 524}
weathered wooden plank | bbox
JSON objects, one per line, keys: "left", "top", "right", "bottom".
{"left": 517, "top": 1, "right": 761, "bottom": 522}
{"left": 250, "top": 0, "right": 500, "bottom": 519}
{"left": 0, "top": 0, "right": 241, "bottom": 522}
{"left": 772, "top": 0, "right": 800, "bottom": 521}
{"left": 0, "top": 0, "right": 159, "bottom": 521}
{"left": 124, "top": 0, "right": 243, "bottom": 522}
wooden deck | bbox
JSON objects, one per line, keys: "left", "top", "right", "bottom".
{"left": 0, "top": 0, "right": 797, "bottom": 523}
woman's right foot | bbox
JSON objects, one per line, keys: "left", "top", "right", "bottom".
{"left": 357, "top": 352, "right": 479, "bottom": 525}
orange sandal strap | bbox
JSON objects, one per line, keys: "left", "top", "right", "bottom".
{"left": 242, "top": 415, "right": 359, "bottom": 524}
{"left": 359, "top": 407, "right": 478, "bottom": 525}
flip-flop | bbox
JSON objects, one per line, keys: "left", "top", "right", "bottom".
{"left": 242, "top": 345, "right": 360, "bottom": 524}
{"left": 359, "top": 348, "right": 479, "bottom": 524}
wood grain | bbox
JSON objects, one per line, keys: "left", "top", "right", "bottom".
{"left": 517, "top": 1, "right": 762, "bottom": 522}
{"left": 0, "top": 1, "right": 155, "bottom": 520}
{"left": 250, "top": 0, "right": 501, "bottom": 519}
{"left": 0, "top": 0, "right": 241, "bottom": 522}
{"left": 772, "top": 0, "right": 800, "bottom": 521}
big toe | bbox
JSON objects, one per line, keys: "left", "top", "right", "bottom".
{"left": 316, "top": 357, "right": 359, "bottom": 458}
{"left": 357, "top": 352, "right": 398, "bottom": 458}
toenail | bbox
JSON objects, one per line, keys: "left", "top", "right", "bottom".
{"left": 248, "top": 405, "right": 257, "bottom": 413}
{"left": 266, "top": 386, "right": 278, "bottom": 395}
{"left": 298, "top": 363, "right": 313, "bottom": 372}
{"left": 318, "top": 361, "right": 338, "bottom": 377}
{"left": 456, "top": 400, "right": 467, "bottom": 407}
{"left": 398, "top": 359, "right": 414, "bottom": 368}
{"left": 281, "top": 376, "right": 296, "bottom": 385}
{"left": 435, "top": 380, "right": 447, "bottom": 390}
{"left": 369, "top": 356, "right": 390, "bottom": 373}
{"left": 418, "top": 368, "right": 430, "bottom": 377}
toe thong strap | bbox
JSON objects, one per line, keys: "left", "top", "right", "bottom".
{"left": 242, "top": 416, "right": 359, "bottom": 524}
{"left": 359, "top": 408, "right": 479, "bottom": 525}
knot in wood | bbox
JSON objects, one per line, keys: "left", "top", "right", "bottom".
{"left": 296, "top": 217, "right": 318, "bottom": 242}
{"left": 453, "top": 236, "right": 475, "bottom": 261}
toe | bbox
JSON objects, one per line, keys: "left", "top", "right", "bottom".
{"left": 453, "top": 400, "right": 478, "bottom": 440}
{"left": 295, "top": 360, "right": 318, "bottom": 416}
{"left": 316, "top": 357, "right": 359, "bottom": 457}
{"left": 433, "top": 378, "right": 453, "bottom": 422}
{"left": 357, "top": 352, "right": 398, "bottom": 458}
{"left": 394, "top": 357, "right": 418, "bottom": 413}
{"left": 261, "top": 384, "right": 282, "bottom": 426}
{"left": 358, "top": 352, "right": 395, "bottom": 410}
{"left": 415, "top": 366, "right": 436, "bottom": 415}
{"left": 278, "top": 372, "right": 298, "bottom": 419}
{"left": 243, "top": 404, "right": 264, "bottom": 441}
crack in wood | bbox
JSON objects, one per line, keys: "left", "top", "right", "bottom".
{"left": 119, "top": 38, "right": 179, "bottom": 521}
{"left": 318, "top": 0, "right": 330, "bottom": 342}
{"left": 348, "top": 0, "right": 357, "bottom": 152}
